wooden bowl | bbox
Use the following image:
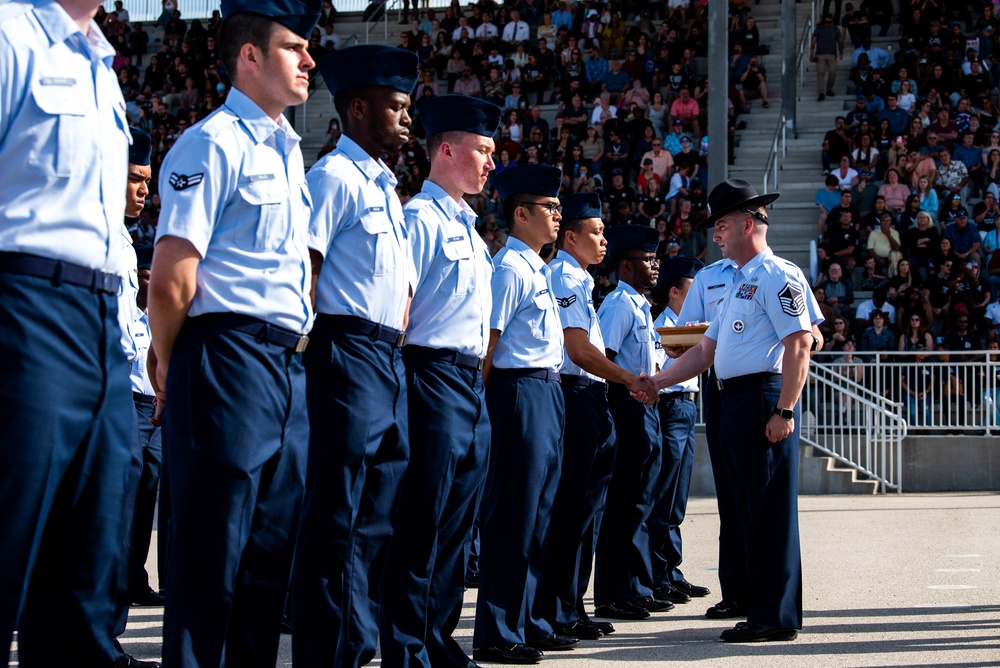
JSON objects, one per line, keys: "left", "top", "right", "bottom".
{"left": 656, "top": 324, "right": 709, "bottom": 351}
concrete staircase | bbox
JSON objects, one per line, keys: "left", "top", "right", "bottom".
{"left": 799, "top": 446, "right": 882, "bottom": 494}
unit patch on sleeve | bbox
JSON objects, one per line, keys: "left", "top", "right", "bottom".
{"left": 777, "top": 282, "right": 805, "bottom": 316}
{"left": 556, "top": 295, "right": 577, "bottom": 308}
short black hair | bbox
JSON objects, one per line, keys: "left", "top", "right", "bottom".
{"left": 555, "top": 214, "right": 593, "bottom": 248}
{"left": 651, "top": 276, "right": 687, "bottom": 305}
{"left": 502, "top": 192, "right": 534, "bottom": 228}
{"left": 333, "top": 86, "right": 378, "bottom": 126}
{"left": 219, "top": 12, "right": 274, "bottom": 84}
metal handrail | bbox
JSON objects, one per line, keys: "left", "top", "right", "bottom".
{"left": 761, "top": 112, "right": 785, "bottom": 193}
{"left": 364, "top": 0, "right": 402, "bottom": 44}
{"left": 803, "top": 359, "right": 908, "bottom": 494}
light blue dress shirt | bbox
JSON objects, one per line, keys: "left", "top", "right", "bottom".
{"left": 117, "top": 224, "right": 140, "bottom": 362}
{"left": 598, "top": 281, "right": 657, "bottom": 376}
{"left": 677, "top": 258, "right": 737, "bottom": 325}
{"left": 308, "top": 134, "right": 412, "bottom": 330}
{"left": 549, "top": 250, "right": 604, "bottom": 381}
{"left": 489, "top": 236, "right": 564, "bottom": 371}
{"left": 130, "top": 310, "right": 155, "bottom": 396}
{"left": 706, "top": 248, "right": 819, "bottom": 380}
{"left": 654, "top": 306, "right": 699, "bottom": 393}
{"left": 405, "top": 180, "right": 493, "bottom": 357}
{"left": 156, "top": 87, "right": 313, "bottom": 334}
{"left": 0, "top": 0, "right": 129, "bottom": 272}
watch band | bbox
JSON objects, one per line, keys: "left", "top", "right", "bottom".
{"left": 772, "top": 407, "right": 794, "bottom": 420}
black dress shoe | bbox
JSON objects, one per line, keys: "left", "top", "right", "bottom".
{"left": 632, "top": 595, "right": 674, "bottom": 613}
{"left": 527, "top": 633, "right": 579, "bottom": 651}
{"left": 583, "top": 619, "right": 615, "bottom": 635}
{"left": 674, "top": 579, "right": 710, "bottom": 598}
{"left": 705, "top": 600, "right": 747, "bottom": 619}
{"left": 472, "top": 644, "right": 543, "bottom": 664}
{"left": 465, "top": 573, "right": 480, "bottom": 589}
{"left": 594, "top": 600, "right": 650, "bottom": 620}
{"left": 115, "top": 654, "right": 161, "bottom": 667}
{"left": 654, "top": 583, "right": 691, "bottom": 604}
{"left": 552, "top": 621, "right": 603, "bottom": 639}
{"left": 131, "top": 588, "right": 165, "bottom": 606}
{"left": 720, "top": 621, "right": 798, "bottom": 642}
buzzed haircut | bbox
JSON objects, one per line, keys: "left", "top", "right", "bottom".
{"left": 426, "top": 130, "right": 467, "bottom": 163}
{"left": 556, "top": 214, "right": 594, "bottom": 248}
{"left": 219, "top": 12, "right": 275, "bottom": 84}
{"left": 333, "top": 86, "right": 379, "bottom": 126}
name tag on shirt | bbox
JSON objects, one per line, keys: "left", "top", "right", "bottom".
{"left": 39, "top": 77, "right": 76, "bottom": 86}
{"left": 446, "top": 236, "right": 463, "bottom": 243}
{"left": 248, "top": 173, "right": 275, "bottom": 182}
{"left": 367, "top": 206, "right": 385, "bottom": 213}
{"left": 536, "top": 288, "right": 550, "bottom": 297}
{"left": 707, "top": 283, "right": 726, "bottom": 290}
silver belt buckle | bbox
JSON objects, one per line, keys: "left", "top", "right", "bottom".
{"left": 395, "top": 332, "right": 407, "bottom": 347}
{"left": 295, "top": 335, "right": 309, "bottom": 353}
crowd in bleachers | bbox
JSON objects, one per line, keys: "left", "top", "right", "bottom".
{"left": 811, "top": 1, "right": 1000, "bottom": 363}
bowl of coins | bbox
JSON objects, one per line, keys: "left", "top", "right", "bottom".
{"left": 656, "top": 324, "right": 709, "bottom": 352}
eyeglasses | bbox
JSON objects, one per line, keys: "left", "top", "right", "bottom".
{"left": 523, "top": 201, "right": 562, "bottom": 215}
{"left": 626, "top": 255, "right": 659, "bottom": 266}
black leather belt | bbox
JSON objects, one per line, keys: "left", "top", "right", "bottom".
{"left": 133, "top": 391, "right": 156, "bottom": 405}
{"left": 490, "top": 367, "right": 561, "bottom": 383}
{"left": 0, "top": 251, "right": 121, "bottom": 295}
{"left": 404, "top": 344, "right": 485, "bottom": 371}
{"left": 560, "top": 374, "right": 608, "bottom": 392}
{"left": 715, "top": 371, "right": 780, "bottom": 391}
{"left": 190, "top": 313, "right": 309, "bottom": 352}
{"left": 661, "top": 391, "right": 696, "bottom": 401}
{"left": 314, "top": 314, "right": 406, "bottom": 347}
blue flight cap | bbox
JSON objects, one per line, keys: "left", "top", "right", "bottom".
{"left": 604, "top": 224, "right": 659, "bottom": 254}
{"left": 419, "top": 95, "right": 502, "bottom": 137}
{"left": 493, "top": 164, "right": 562, "bottom": 201}
{"left": 658, "top": 256, "right": 704, "bottom": 283}
{"left": 128, "top": 127, "right": 151, "bottom": 166}
{"left": 221, "top": 0, "right": 322, "bottom": 39}
{"left": 560, "top": 192, "right": 602, "bottom": 222}
{"left": 134, "top": 245, "right": 154, "bottom": 270}
{"left": 319, "top": 45, "right": 420, "bottom": 95}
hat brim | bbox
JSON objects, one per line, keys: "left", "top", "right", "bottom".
{"left": 696, "top": 192, "right": 780, "bottom": 230}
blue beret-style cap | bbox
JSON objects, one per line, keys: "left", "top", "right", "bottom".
{"left": 128, "top": 127, "right": 152, "bottom": 166}
{"left": 493, "top": 164, "right": 562, "bottom": 201}
{"left": 604, "top": 224, "right": 659, "bottom": 254}
{"left": 419, "top": 95, "right": 502, "bottom": 137}
{"left": 658, "top": 256, "right": 704, "bottom": 282}
{"left": 560, "top": 192, "right": 602, "bottom": 223}
{"left": 319, "top": 45, "right": 420, "bottom": 95}
{"left": 221, "top": 0, "right": 322, "bottom": 39}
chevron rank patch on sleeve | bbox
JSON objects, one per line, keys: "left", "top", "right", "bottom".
{"left": 169, "top": 172, "right": 204, "bottom": 191}
{"left": 777, "top": 282, "right": 805, "bottom": 316}
{"left": 556, "top": 295, "right": 577, "bottom": 308}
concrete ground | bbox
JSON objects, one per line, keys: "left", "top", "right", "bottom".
{"left": 14, "top": 493, "right": 999, "bottom": 666}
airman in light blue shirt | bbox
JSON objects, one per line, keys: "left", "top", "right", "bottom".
{"left": 0, "top": 0, "right": 129, "bottom": 271}
{"left": 677, "top": 258, "right": 737, "bottom": 325}
{"left": 599, "top": 280, "right": 658, "bottom": 376}
{"left": 156, "top": 86, "right": 313, "bottom": 333}
{"left": 405, "top": 180, "right": 493, "bottom": 356}
{"left": 490, "top": 235, "right": 564, "bottom": 371}
{"left": 550, "top": 250, "right": 603, "bottom": 380}
{"left": 308, "top": 133, "right": 413, "bottom": 330}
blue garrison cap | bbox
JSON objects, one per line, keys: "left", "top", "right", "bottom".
{"left": 419, "top": 95, "right": 502, "bottom": 137}
{"left": 319, "top": 45, "right": 419, "bottom": 95}
{"left": 493, "top": 164, "right": 562, "bottom": 201}
{"left": 134, "top": 245, "right": 154, "bottom": 270}
{"left": 604, "top": 224, "right": 659, "bottom": 254}
{"left": 221, "top": 0, "right": 322, "bottom": 39}
{"left": 128, "top": 127, "right": 151, "bottom": 166}
{"left": 560, "top": 192, "right": 602, "bottom": 222}
{"left": 658, "top": 256, "right": 704, "bottom": 282}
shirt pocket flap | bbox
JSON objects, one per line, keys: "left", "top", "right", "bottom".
{"left": 533, "top": 289, "right": 555, "bottom": 310}
{"left": 359, "top": 210, "right": 391, "bottom": 234}
{"left": 730, "top": 298, "right": 756, "bottom": 314}
{"left": 31, "top": 80, "right": 86, "bottom": 116}
{"left": 441, "top": 236, "right": 472, "bottom": 260}
{"left": 237, "top": 176, "right": 282, "bottom": 205}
